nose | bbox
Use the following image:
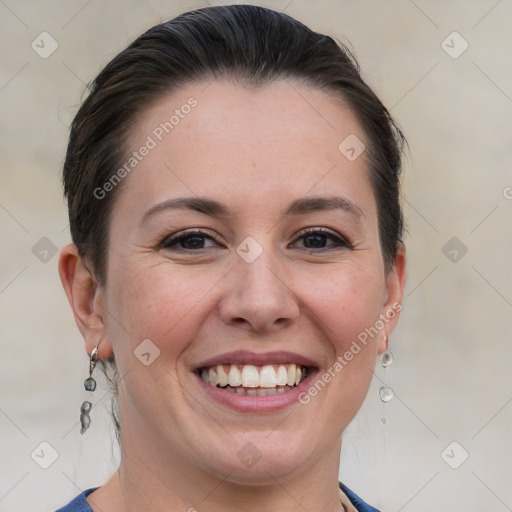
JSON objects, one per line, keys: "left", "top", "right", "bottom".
{"left": 218, "top": 250, "right": 300, "bottom": 334}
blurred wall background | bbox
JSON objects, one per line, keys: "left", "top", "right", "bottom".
{"left": 0, "top": 1, "right": 511, "bottom": 511}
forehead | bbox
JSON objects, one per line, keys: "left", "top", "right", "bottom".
{"left": 118, "top": 79, "right": 375, "bottom": 218}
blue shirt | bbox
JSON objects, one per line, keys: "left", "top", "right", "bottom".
{"left": 55, "top": 482, "right": 381, "bottom": 512}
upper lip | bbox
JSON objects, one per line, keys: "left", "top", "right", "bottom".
{"left": 194, "top": 350, "right": 319, "bottom": 370}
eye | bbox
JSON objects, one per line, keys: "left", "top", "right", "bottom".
{"left": 159, "top": 227, "right": 350, "bottom": 252}
{"left": 160, "top": 229, "right": 221, "bottom": 251}
{"left": 291, "top": 228, "right": 351, "bottom": 251}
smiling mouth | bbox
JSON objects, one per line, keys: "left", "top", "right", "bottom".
{"left": 197, "top": 363, "right": 309, "bottom": 396}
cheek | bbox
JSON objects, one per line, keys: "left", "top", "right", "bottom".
{"left": 105, "top": 261, "right": 216, "bottom": 363}
{"left": 298, "top": 261, "right": 385, "bottom": 348}
{"left": 103, "top": 263, "right": 210, "bottom": 421}
{"left": 295, "top": 261, "right": 384, "bottom": 412}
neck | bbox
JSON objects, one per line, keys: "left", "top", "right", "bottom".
{"left": 94, "top": 428, "right": 345, "bottom": 512}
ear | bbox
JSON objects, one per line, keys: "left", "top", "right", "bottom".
{"left": 58, "top": 244, "right": 113, "bottom": 359}
{"left": 377, "top": 242, "right": 407, "bottom": 354}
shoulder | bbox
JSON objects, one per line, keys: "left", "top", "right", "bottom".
{"left": 54, "top": 487, "right": 98, "bottom": 512}
{"left": 339, "top": 482, "right": 382, "bottom": 512}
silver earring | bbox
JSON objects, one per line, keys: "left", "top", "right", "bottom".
{"left": 379, "top": 335, "right": 394, "bottom": 403}
{"left": 80, "top": 345, "right": 98, "bottom": 434}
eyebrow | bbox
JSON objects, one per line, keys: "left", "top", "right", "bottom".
{"left": 141, "top": 197, "right": 230, "bottom": 224}
{"left": 140, "top": 195, "right": 365, "bottom": 225}
{"left": 283, "top": 196, "right": 365, "bottom": 219}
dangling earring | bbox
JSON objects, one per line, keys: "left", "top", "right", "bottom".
{"left": 379, "top": 335, "right": 394, "bottom": 403}
{"left": 80, "top": 344, "right": 98, "bottom": 434}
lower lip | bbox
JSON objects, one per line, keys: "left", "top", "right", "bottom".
{"left": 195, "top": 370, "right": 317, "bottom": 413}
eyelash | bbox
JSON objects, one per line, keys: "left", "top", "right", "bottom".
{"left": 159, "top": 227, "right": 352, "bottom": 252}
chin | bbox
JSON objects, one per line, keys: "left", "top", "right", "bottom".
{"left": 203, "top": 432, "right": 319, "bottom": 484}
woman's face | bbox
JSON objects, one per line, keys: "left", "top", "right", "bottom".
{"left": 96, "top": 80, "right": 405, "bottom": 481}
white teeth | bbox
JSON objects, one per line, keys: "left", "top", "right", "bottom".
{"left": 259, "top": 365, "right": 277, "bottom": 388}
{"left": 217, "top": 364, "right": 229, "bottom": 387}
{"left": 276, "top": 365, "right": 288, "bottom": 386}
{"left": 241, "top": 365, "right": 259, "bottom": 387}
{"left": 201, "top": 363, "right": 308, "bottom": 392}
{"left": 295, "top": 367, "right": 302, "bottom": 386}
{"left": 207, "top": 384, "right": 296, "bottom": 395}
{"left": 228, "top": 366, "right": 242, "bottom": 387}
{"left": 208, "top": 368, "right": 218, "bottom": 386}
{"left": 286, "top": 364, "right": 296, "bottom": 386}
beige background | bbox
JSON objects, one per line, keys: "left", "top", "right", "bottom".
{"left": 1, "top": 1, "right": 511, "bottom": 511}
